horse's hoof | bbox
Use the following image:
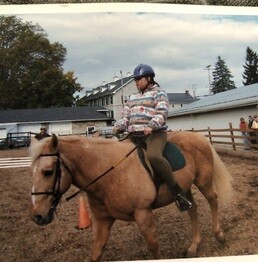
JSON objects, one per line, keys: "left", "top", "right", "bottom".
{"left": 153, "top": 251, "right": 162, "bottom": 259}
{"left": 186, "top": 251, "right": 196, "bottom": 258}
{"left": 185, "top": 247, "right": 197, "bottom": 258}
{"left": 215, "top": 231, "right": 226, "bottom": 244}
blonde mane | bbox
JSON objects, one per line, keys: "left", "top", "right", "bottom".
{"left": 29, "top": 137, "right": 51, "bottom": 162}
{"left": 29, "top": 135, "right": 122, "bottom": 162}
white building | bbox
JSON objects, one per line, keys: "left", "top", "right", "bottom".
{"left": 0, "top": 106, "right": 113, "bottom": 139}
{"left": 80, "top": 75, "right": 135, "bottom": 121}
{"left": 80, "top": 75, "right": 194, "bottom": 122}
{"left": 167, "top": 83, "right": 258, "bottom": 131}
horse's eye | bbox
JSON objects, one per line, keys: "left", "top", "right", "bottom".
{"left": 44, "top": 170, "right": 53, "bottom": 177}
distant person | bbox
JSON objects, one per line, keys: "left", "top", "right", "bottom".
{"left": 248, "top": 115, "right": 258, "bottom": 150}
{"left": 249, "top": 115, "right": 258, "bottom": 130}
{"left": 239, "top": 117, "right": 250, "bottom": 150}
{"left": 35, "top": 126, "right": 50, "bottom": 141}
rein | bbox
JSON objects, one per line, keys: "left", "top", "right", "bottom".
{"left": 65, "top": 133, "right": 148, "bottom": 201}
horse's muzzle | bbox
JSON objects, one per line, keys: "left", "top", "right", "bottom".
{"left": 30, "top": 199, "right": 58, "bottom": 226}
{"left": 31, "top": 207, "right": 55, "bottom": 226}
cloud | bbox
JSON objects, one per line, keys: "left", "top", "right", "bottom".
{"left": 14, "top": 9, "right": 258, "bottom": 96}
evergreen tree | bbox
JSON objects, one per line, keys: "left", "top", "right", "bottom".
{"left": 211, "top": 56, "right": 236, "bottom": 94}
{"left": 0, "top": 15, "right": 82, "bottom": 109}
{"left": 242, "top": 47, "right": 258, "bottom": 86}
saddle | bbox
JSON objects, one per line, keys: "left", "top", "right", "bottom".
{"left": 130, "top": 135, "right": 186, "bottom": 188}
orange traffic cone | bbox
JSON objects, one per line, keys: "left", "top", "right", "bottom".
{"left": 76, "top": 196, "right": 92, "bottom": 230}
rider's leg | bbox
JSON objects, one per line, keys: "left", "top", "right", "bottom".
{"left": 146, "top": 131, "right": 192, "bottom": 211}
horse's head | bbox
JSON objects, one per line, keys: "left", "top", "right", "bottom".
{"left": 29, "top": 134, "right": 72, "bottom": 226}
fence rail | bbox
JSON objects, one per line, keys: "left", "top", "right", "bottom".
{"left": 188, "top": 123, "right": 258, "bottom": 151}
{"left": 0, "top": 157, "right": 32, "bottom": 169}
{"left": 1, "top": 124, "right": 258, "bottom": 152}
{"left": 0, "top": 124, "right": 257, "bottom": 169}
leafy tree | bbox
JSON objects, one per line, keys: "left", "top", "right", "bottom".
{"left": 0, "top": 15, "right": 82, "bottom": 109}
{"left": 242, "top": 47, "right": 258, "bottom": 86}
{"left": 211, "top": 56, "right": 236, "bottom": 94}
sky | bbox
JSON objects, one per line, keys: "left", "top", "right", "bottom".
{"left": 2, "top": 3, "right": 258, "bottom": 98}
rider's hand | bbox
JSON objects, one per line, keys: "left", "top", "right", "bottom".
{"left": 143, "top": 127, "right": 153, "bottom": 136}
{"left": 113, "top": 126, "right": 123, "bottom": 134}
{"left": 113, "top": 126, "right": 119, "bottom": 133}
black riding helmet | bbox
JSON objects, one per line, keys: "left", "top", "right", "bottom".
{"left": 133, "top": 64, "right": 155, "bottom": 79}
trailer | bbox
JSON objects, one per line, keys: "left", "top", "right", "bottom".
{"left": 6, "top": 132, "right": 32, "bottom": 149}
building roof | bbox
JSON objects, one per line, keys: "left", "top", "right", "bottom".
{"left": 167, "top": 92, "right": 195, "bottom": 104}
{"left": 82, "top": 75, "right": 134, "bottom": 101}
{"left": 170, "top": 83, "right": 258, "bottom": 116}
{"left": 0, "top": 106, "right": 113, "bottom": 124}
{"left": 82, "top": 75, "right": 195, "bottom": 105}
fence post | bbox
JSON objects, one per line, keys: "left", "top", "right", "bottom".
{"left": 229, "top": 122, "right": 236, "bottom": 151}
{"left": 208, "top": 127, "right": 212, "bottom": 144}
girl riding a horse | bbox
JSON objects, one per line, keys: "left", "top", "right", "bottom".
{"left": 113, "top": 64, "right": 192, "bottom": 211}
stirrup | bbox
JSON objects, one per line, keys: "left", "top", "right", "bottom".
{"left": 175, "top": 194, "right": 192, "bottom": 212}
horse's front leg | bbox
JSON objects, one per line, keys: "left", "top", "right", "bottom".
{"left": 90, "top": 217, "right": 115, "bottom": 262}
{"left": 134, "top": 207, "right": 161, "bottom": 259}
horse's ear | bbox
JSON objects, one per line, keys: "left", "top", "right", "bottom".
{"left": 51, "top": 134, "right": 58, "bottom": 149}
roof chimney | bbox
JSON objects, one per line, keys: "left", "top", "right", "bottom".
{"left": 113, "top": 75, "right": 119, "bottom": 81}
{"left": 85, "top": 90, "right": 92, "bottom": 97}
{"left": 101, "top": 87, "right": 107, "bottom": 92}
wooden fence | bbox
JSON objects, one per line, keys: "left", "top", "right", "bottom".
{"left": 1, "top": 124, "right": 258, "bottom": 152}
{"left": 187, "top": 123, "right": 258, "bottom": 151}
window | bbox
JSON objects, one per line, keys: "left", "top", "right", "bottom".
{"left": 86, "top": 126, "right": 95, "bottom": 136}
{"left": 105, "top": 97, "right": 109, "bottom": 105}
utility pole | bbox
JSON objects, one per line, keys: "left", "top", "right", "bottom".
{"left": 120, "top": 70, "right": 124, "bottom": 107}
{"left": 204, "top": 65, "right": 212, "bottom": 95}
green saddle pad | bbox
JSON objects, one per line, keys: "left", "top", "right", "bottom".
{"left": 163, "top": 142, "right": 186, "bottom": 171}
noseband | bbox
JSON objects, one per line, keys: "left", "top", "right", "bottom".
{"left": 31, "top": 153, "right": 64, "bottom": 210}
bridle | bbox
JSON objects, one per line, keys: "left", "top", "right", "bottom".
{"left": 31, "top": 152, "right": 69, "bottom": 211}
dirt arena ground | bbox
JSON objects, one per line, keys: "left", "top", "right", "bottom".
{"left": 0, "top": 147, "right": 257, "bottom": 261}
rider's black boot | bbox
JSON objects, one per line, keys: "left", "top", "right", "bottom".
{"left": 172, "top": 184, "right": 192, "bottom": 212}
{"left": 151, "top": 158, "right": 192, "bottom": 212}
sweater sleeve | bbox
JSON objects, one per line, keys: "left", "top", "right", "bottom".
{"left": 115, "top": 104, "right": 130, "bottom": 131}
{"left": 148, "top": 90, "right": 169, "bottom": 130}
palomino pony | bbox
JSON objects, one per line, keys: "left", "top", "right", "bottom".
{"left": 29, "top": 131, "right": 233, "bottom": 261}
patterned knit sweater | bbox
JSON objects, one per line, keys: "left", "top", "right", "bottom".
{"left": 117, "top": 84, "right": 170, "bottom": 132}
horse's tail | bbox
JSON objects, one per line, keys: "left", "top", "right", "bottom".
{"left": 210, "top": 144, "right": 234, "bottom": 205}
